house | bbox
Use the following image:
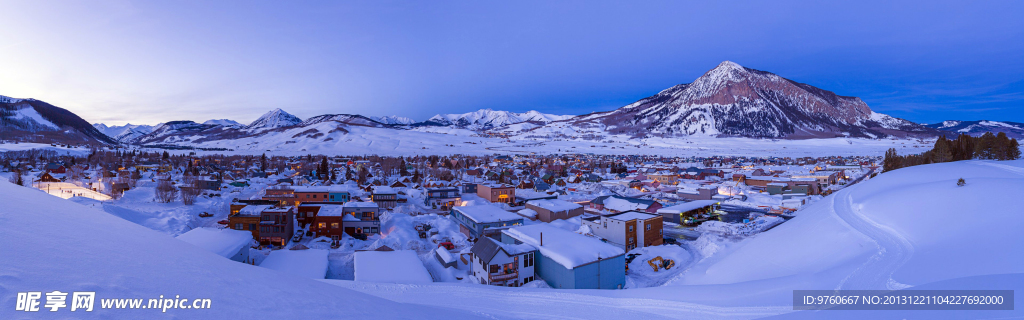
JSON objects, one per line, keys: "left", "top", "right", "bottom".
{"left": 461, "top": 182, "right": 478, "bottom": 194}
{"left": 450, "top": 205, "right": 524, "bottom": 239}
{"left": 307, "top": 205, "right": 347, "bottom": 240}
{"left": 424, "top": 187, "right": 461, "bottom": 210}
{"left": 500, "top": 224, "right": 625, "bottom": 289}
{"left": 260, "top": 249, "right": 329, "bottom": 279}
{"left": 262, "top": 186, "right": 297, "bottom": 206}
{"left": 582, "top": 211, "right": 663, "bottom": 251}
{"left": 228, "top": 204, "right": 271, "bottom": 240}
{"left": 341, "top": 202, "right": 381, "bottom": 236}
{"left": 677, "top": 186, "right": 719, "bottom": 201}
{"left": 470, "top": 237, "right": 537, "bottom": 287}
{"left": 354, "top": 250, "right": 433, "bottom": 284}
{"left": 371, "top": 186, "right": 398, "bottom": 209}
{"left": 477, "top": 183, "right": 515, "bottom": 204}
{"left": 176, "top": 227, "right": 254, "bottom": 263}
{"left": 43, "top": 162, "right": 66, "bottom": 174}
{"left": 589, "top": 195, "right": 662, "bottom": 214}
{"left": 656, "top": 200, "right": 720, "bottom": 225}
{"left": 525, "top": 199, "right": 584, "bottom": 223}
{"left": 258, "top": 206, "right": 295, "bottom": 246}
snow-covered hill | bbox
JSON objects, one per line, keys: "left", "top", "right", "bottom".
{"left": 371, "top": 115, "right": 416, "bottom": 125}
{"left": 0, "top": 180, "right": 483, "bottom": 319}
{"left": 423, "top": 109, "right": 572, "bottom": 131}
{"left": 523, "top": 61, "right": 939, "bottom": 139}
{"left": 926, "top": 120, "right": 1024, "bottom": 139}
{"left": 0, "top": 96, "right": 115, "bottom": 145}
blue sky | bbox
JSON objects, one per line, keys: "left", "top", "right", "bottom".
{"left": 1, "top": 1, "right": 1022, "bottom": 125}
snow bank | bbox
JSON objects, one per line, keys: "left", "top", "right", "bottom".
{"left": 694, "top": 216, "right": 783, "bottom": 236}
{"left": 260, "top": 249, "right": 330, "bottom": 279}
{"left": 354, "top": 250, "right": 433, "bottom": 284}
{"left": 176, "top": 227, "right": 253, "bottom": 259}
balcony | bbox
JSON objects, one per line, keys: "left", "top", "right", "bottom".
{"left": 489, "top": 272, "right": 518, "bottom": 282}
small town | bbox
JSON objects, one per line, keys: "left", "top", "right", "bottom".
{"left": 2, "top": 148, "right": 877, "bottom": 289}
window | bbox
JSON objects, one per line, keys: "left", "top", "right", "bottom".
{"left": 249, "top": 224, "right": 257, "bottom": 231}
{"left": 331, "top": 223, "right": 339, "bottom": 229}
{"left": 646, "top": 224, "right": 651, "bottom": 231}
{"left": 524, "top": 253, "right": 534, "bottom": 267}
{"left": 490, "top": 265, "right": 500, "bottom": 273}
{"left": 629, "top": 237, "right": 634, "bottom": 244}
{"left": 628, "top": 225, "right": 633, "bottom": 232}
{"left": 318, "top": 223, "right": 326, "bottom": 229}
{"left": 234, "top": 223, "right": 242, "bottom": 230}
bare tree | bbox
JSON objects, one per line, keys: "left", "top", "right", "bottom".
{"left": 155, "top": 180, "right": 178, "bottom": 203}
{"left": 180, "top": 175, "right": 202, "bottom": 205}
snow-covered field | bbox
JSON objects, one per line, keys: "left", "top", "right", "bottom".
{"left": 76, "top": 120, "right": 939, "bottom": 157}
{"left": 0, "top": 142, "right": 93, "bottom": 156}
{"left": 3, "top": 160, "right": 1024, "bottom": 319}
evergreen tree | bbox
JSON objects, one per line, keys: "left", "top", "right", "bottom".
{"left": 1008, "top": 138, "right": 1022, "bottom": 160}
{"left": 994, "top": 132, "right": 1011, "bottom": 160}
{"left": 976, "top": 132, "right": 996, "bottom": 159}
{"left": 399, "top": 159, "right": 410, "bottom": 176}
{"left": 931, "top": 136, "right": 952, "bottom": 163}
{"left": 883, "top": 148, "right": 902, "bottom": 172}
{"left": 260, "top": 153, "right": 268, "bottom": 172}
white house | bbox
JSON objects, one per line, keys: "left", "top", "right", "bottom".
{"left": 469, "top": 237, "right": 537, "bottom": 287}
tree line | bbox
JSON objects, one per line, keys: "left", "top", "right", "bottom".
{"left": 883, "top": 132, "right": 1021, "bottom": 172}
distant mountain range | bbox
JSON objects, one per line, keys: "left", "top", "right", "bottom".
{"left": 4, "top": 61, "right": 1021, "bottom": 149}
{"left": 924, "top": 120, "right": 1024, "bottom": 139}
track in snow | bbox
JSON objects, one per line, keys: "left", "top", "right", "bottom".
{"left": 831, "top": 187, "right": 914, "bottom": 290}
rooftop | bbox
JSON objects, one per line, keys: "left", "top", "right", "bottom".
{"left": 502, "top": 224, "right": 623, "bottom": 270}
{"left": 454, "top": 205, "right": 522, "bottom": 223}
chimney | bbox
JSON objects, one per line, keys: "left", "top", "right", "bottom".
{"left": 540, "top": 232, "right": 543, "bottom": 246}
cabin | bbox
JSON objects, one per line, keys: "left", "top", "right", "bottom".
{"left": 424, "top": 187, "right": 461, "bottom": 210}
{"left": 341, "top": 202, "right": 381, "bottom": 236}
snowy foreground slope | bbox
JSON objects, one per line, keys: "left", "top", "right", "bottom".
{"left": 3, "top": 161, "right": 1024, "bottom": 319}
{"left": 0, "top": 180, "right": 480, "bottom": 319}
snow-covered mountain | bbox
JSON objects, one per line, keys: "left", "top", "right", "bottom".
{"left": 528, "top": 61, "right": 939, "bottom": 139}
{"left": 93, "top": 123, "right": 158, "bottom": 143}
{"left": 246, "top": 108, "right": 302, "bottom": 132}
{"left": 926, "top": 120, "right": 1024, "bottom": 139}
{"left": 203, "top": 119, "right": 243, "bottom": 127}
{"left": 371, "top": 115, "right": 416, "bottom": 125}
{"left": 1, "top": 95, "right": 115, "bottom": 145}
{"left": 423, "top": 109, "right": 573, "bottom": 130}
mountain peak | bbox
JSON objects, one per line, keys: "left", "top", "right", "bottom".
{"left": 247, "top": 109, "right": 302, "bottom": 131}
{"left": 715, "top": 60, "right": 744, "bottom": 70}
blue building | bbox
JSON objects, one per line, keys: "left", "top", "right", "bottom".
{"left": 501, "top": 224, "right": 625, "bottom": 289}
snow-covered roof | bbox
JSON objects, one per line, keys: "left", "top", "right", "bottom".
{"left": 237, "top": 205, "right": 272, "bottom": 216}
{"left": 503, "top": 224, "right": 623, "bottom": 270}
{"left": 526, "top": 199, "right": 581, "bottom": 212}
{"left": 657, "top": 200, "right": 720, "bottom": 214}
{"left": 517, "top": 208, "right": 538, "bottom": 219}
{"left": 343, "top": 201, "right": 379, "bottom": 209}
{"left": 454, "top": 205, "right": 522, "bottom": 223}
{"left": 602, "top": 197, "right": 648, "bottom": 212}
{"left": 605, "top": 211, "right": 659, "bottom": 222}
{"left": 260, "top": 249, "right": 329, "bottom": 279}
{"left": 354, "top": 250, "right": 433, "bottom": 284}
{"left": 316, "top": 205, "right": 345, "bottom": 217}
{"left": 372, "top": 186, "right": 396, "bottom": 194}
{"left": 176, "top": 227, "right": 253, "bottom": 259}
